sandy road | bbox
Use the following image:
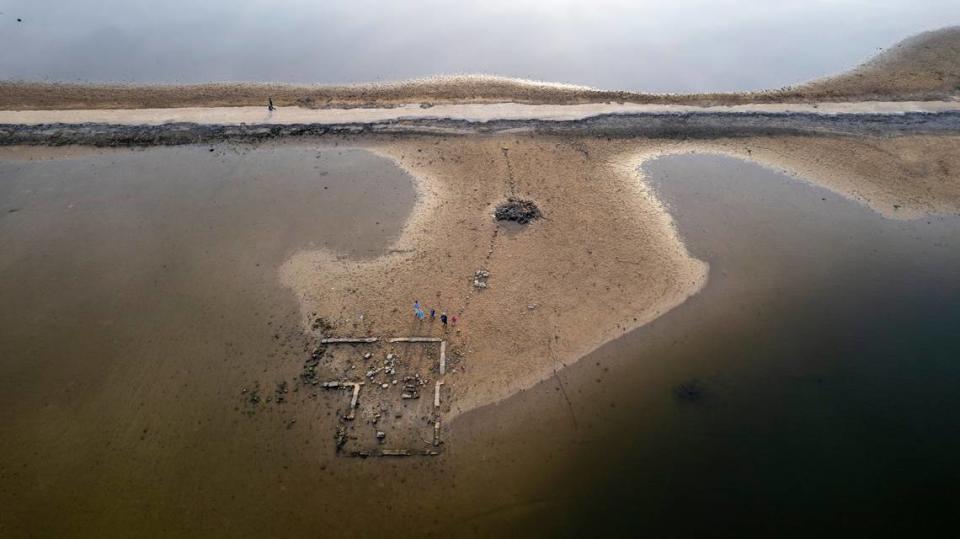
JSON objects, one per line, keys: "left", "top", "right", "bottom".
{"left": 1, "top": 100, "right": 959, "bottom": 127}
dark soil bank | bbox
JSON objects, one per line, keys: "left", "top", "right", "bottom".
{"left": 4, "top": 112, "right": 960, "bottom": 147}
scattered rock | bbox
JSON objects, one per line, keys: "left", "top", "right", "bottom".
{"left": 275, "top": 381, "right": 288, "bottom": 403}
{"left": 474, "top": 270, "right": 490, "bottom": 289}
{"left": 335, "top": 424, "right": 347, "bottom": 449}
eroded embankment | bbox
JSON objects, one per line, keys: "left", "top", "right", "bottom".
{"left": 3, "top": 110, "right": 960, "bottom": 147}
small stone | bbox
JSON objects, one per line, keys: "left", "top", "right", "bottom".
{"left": 387, "top": 353, "right": 395, "bottom": 360}
{"left": 381, "top": 383, "right": 389, "bottom": 389}
{"left": 363, "top": 352, "right": 372, "bottom": 359}
{"left": 376, "top": 431, "right": 386, "bottom": 440}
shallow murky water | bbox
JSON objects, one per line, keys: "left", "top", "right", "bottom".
{"left": 1, "top": 1, "right": 958, "bottom": 91}
{"left": 0, "top": 144, "right": 418, "bottom": 537}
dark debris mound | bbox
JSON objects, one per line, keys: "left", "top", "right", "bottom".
{"left": 494, "top": 198, "right": 542, "bottom": 224}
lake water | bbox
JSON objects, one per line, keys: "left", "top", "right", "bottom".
{"left": 0, "top": 145, "right": 419, "bottom": 536}
{"left": 1, "top": 1, "right": 959, "bottom": 92}
{"left": 446, "top": 153, "right": 960, "bottom": 537}
{"left": 2, "top": 146, "right": 959, "bottom": 537}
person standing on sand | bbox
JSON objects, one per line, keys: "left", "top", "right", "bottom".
{"left": 430, "top": 308, "right": 436, "bottom": 320}
{"left": 268, "top": 98, "right": 275, "bottom": 112}
{"left": 414, "top": 300, "right": 423, "bottom": 320}
{"left": 440, "top": 312, "right": 448, "bottom": 327}
{"left": 451, "top": 315, "right": 458, "bottom": 326}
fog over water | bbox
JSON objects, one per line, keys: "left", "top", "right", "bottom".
{"left": 1, "top": 0, "right": 959, "bottom": 92}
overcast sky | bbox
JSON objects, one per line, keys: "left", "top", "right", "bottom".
{"left": 1, "top": 0, "right": 958, "bottom": 91}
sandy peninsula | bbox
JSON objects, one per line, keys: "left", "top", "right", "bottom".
{"left": 272, "top": 131, "right": 960, "bottom": 418}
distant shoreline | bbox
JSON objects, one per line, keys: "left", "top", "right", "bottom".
{"left": 0, "top": 26, "right": 957, "bottom": 111}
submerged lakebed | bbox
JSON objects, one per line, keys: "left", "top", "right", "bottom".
{"left": 0, "top": 144, "right": 420, "bottom": 535}
{"left": 1, "top": 144, "right": 958, "bottom": 537}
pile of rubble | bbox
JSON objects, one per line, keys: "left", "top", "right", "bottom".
{"left": 494, "top": 198, "right": 542, "bottom": 224}
{"left": 474, "top": 270, "right": 490, "bottom": 289}
{"left": 401, "top": 374, "right": 425, "bottom": 399}
{"left": 299, "top": 343, "right": 326, "bottom": 385}
{"left": 366, "top": 352, "right": 399, "bottom": 388}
